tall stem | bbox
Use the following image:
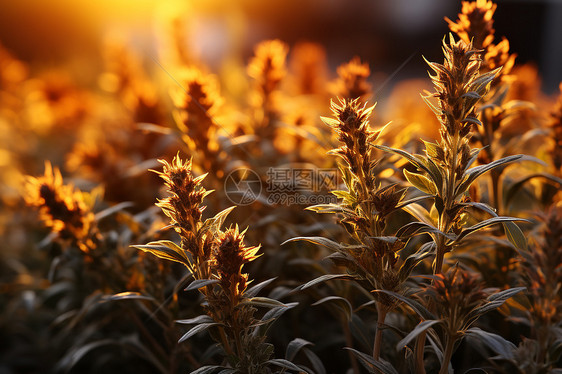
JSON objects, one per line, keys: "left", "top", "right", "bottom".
{"left": 439, "top": 336, "right": 456, "bottom": 374}
{"left": 373, "top": 303, "right": 388, "bottom": 361}
{"left": 342, "top": 317, "right": 361, "bottom": 374}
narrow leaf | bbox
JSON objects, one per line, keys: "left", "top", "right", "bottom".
{"left": 396, "top": 320, "right": 442, "bottom": 351}
{"left": 178, "top": 323, "right": 220, "bottom": 343}
{"left": 240, "top": 297, "right": 287, "bottom": 309}
{"left": 312, "top": 296, "right": 353, "bottom": 321}
{"left": 404, "top": 169, "right": 437, "bottom": 195}
{"left": 176, "top": 315, "right": 214, "bottom": 325}
{"left": 245, "top": 277, "right": 277, "bottom": 298}
{"left": 185, "top": 279, "right": 219, "bottom": 291}
{"left": 286, "top": 338, "right": 314, "bottom": 361}
{"left": 502, "top": 221, "right": 527, "bottom": 251}
{"left": 266, "top": 358, "right": 304, "bottom": 372}
{"left": 300, "top": 274, "right": 356, "bottom": 290}
{"left": 343, "top": 347, "right": 399, "bottom": 374}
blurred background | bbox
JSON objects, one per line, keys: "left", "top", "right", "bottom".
{"left": 1, "top": 0, "right": 561, "bottom": 94}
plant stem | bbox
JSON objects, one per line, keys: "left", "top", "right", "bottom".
{"left": 373, "top": 303, "right": 388, "bottom": 361}
{"left": 414, "top": 333, "right": 427, "bottom": 374}
{"left": 439, "top": 336, "right": 456, "bottom": 374}
{"left": 342, "top": 317, "right": 361, "bottom": 374}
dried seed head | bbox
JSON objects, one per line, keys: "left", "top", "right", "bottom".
{"left": 422, "top": 265, "right": 490, "bottom": 333}
{"left": 446, "top": 0, "right": 496, "bottom": 50}
{"left": 289, "top": 42, "right": 328, "bottom": 95}
{"left": 446, "top": 0, "right": 515, "bottom": 84}
{"left": 424, "top": 35, "right": 494, "bottom": 144}
{"left": 325, "top": 98, "right": 376, "bottom": 180}
{"left": 171, "top": 68, "right": 223, "bottom": 168}
{"left": 154, "top": 154, "right": 207, "bottom": 250}
{"left": 248, "top": 39, "right": 288, "bottom": 99}
{"left": 522, "top": 204, "right": 562, "bottom": 326}
{"left": 332, "top": 56, "right": 372, "bottom": 102}
{"left": 25, "top": 162, "right": 97, "bottom": 253}
{"left": 213, "top": 225, "right": 261, "bottom": 298}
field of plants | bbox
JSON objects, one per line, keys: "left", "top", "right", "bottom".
{"left": 1, "top": 0, "right": 561, "bottom": 373}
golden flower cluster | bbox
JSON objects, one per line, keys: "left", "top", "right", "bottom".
{"left": 24, "top": 162, "right": 97, "bottom": 253}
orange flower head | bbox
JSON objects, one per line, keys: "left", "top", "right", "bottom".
{"left": 213, "top": 225, "right": 261, "bottom": 298}
{"left": 247, "top": 39, "right": 288, "bottom": 97}
{"left": 332, "top": 57, "right": 372, "bottom": 102}
{"left": 25, "top": 162, "right": 96, "bottom": 253}
{"left": 154, "top": 154, "right": 208, "bottom": 243}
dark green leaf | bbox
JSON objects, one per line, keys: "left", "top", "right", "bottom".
{"left": 404, "top": 169, "right": 437, "bottom": 195}
{"left": 132, "top": 240, "right": 188, "bottom": 266}
{"left": 312, "top": 296, "right": 353, "bottom": 321}
{"left": 240, "top": 297, "right": 287, "bottom": 308}
{"left": 101, "top": 292, "right": 155, "bottom": 303}
{"left": 396, "top": 320, "right": 442, "bottom": 351}
{"left": 282, "top": 236, "right": 342, "bottom": 252}
{"left": 465, "top": 328, "right": 516, "bottom": 359}
{"left": 286, "top": 338, "right": 314, "bottom": 361}
{"left": 373, "top": 290, "right": 435, "bottom": 320}
{"left": 456, "top": 217, "right": 529, "bottom": 243}
{"left": 300, "top": 274, "right": 356, "bottom": 290}
{"left": 343, "top": 347, "right": 399, "bottom": 374}
{"left": 245, "top": 277, "right": 277, "bottom": 298}
{"left": 178, "top": 323, "right": 221, "bottom": 343}
{"left": 185, "top": 279, "right": 219, "bottom": 291}
{"left": 502, "top": 221, "right": 527, "bottom": 251}
{"left": 375, "top": 145, "right": 430, "bottom": 175}
{"left": 176, "top": 315, "right": 214, "bottom": 325}
{"left": 471, "top": 287, "right": 526, "bottom": 317}
{"left": 266, "top": 358, "right": 304, "bottom": 372}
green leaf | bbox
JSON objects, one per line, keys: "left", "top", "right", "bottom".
{"left": 373, "top": 290, "right": 435, "bottom": 320}
{"left": 401, "top": 203, "right": 433, "bottom": 225}
{"left": 398, "top": 242, "right": 435, "bottom": 282}
{"left": 465, "top": 328, "right": 516, "bottom": 359}
{"left": 245, "top": 277, "right": 277, "bottom": 298}
{"left": 456, "top": 217, "right": 530, "bottom": 243}
{"left": 266, "top": 358, "right": 304, "bottom": 372}
{"left": 422, "top": 140, "right": 440, "bottom": 159}
{"left": 312, "top": 296, "right": 353, "bottom": 321}
{"left": 375, "top": 145, "right": 430, "bottom": 175}
{"left": 502, "top": 221, "right": 527, "bottom": 251}
{"left": 396, "top": 320, "right": 442, "bottom": 351}
{"left": 286, "top": 338, "right": 314, "bottom": 361}
{"left": 282, "top": 236, "right": 342, "bottom": 252}
{"left": 300, "top": 274, "right": 356, "bottom": 291}
{"left": 178, "top": 323, "right": 221, "bottom": 343}
{"left": 184, "top": 279, "right": 219, "bottom": 291}
{"left": 396, "top": 221, "right": 455, "bottom": 241}
{"left": 101, "top": 292, "right": 156, "bottom": 303}
{"left": 253, "top": 302, "right": 298, "bottom": 337}
{"left": 302, "top": 348, "right": 327, "bottom": 374}
{"left": 132, "top": 240, "right": 189, "bottom": 266}
{"left": 331, "top": 190, "right": 356, "bottom": 204}
{"left": 306, "top": 204, "right": 347, "bottom": 214}
{"left": 455, "top": 155, "right": 522, "bottom": 198}
{"left": 176, "top": 315, "right": 214, "bottom": 325}
{"left": 343, "top": 347, "right": 399, "bottom": 374}
{"left": 504, "top": 172, "right": 562, "bottom": 207}
{"left": 403, "top": 169, "right": 437, "bottom": 195}
{"left": 199, "top": 206, "right": 235, "bottom": 237}
{"left": 470, "top": 287, "right": 526, "bottom": 318}
{"left": 240, "top": 297, "right": 287, "bottom": 309}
